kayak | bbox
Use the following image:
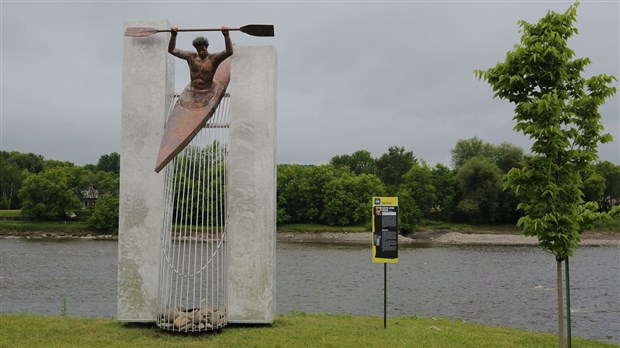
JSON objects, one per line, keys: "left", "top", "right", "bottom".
{"left": 154, "top": 57, "right": 231, "bottom": 173}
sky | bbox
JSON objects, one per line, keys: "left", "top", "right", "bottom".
{"left": 1, "top": 0, "right": 618, "bottom": 168}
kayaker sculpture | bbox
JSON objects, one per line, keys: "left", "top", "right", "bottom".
{"left": 169, "top": 26, "right": 234, "bottom": 91}
{"left": 124, "top": 24, "right": 274, "bottom": 173}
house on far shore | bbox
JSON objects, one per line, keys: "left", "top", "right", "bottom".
{"left": 81, "top": 186, "right": 99, "bottom": 208}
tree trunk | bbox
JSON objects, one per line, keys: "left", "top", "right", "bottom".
{"left": 557, "top": 258, "right": 565, "bottom": 348}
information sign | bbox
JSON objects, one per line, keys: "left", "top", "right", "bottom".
{"left": 372, "top": 197, "right": 398, "bottom": 264}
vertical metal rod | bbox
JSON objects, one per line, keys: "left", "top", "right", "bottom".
{"left": 557, "top": 258, "right": 565, "bottom": 348}
{"left": 566, "top": 256, "right": 572, "bottom": 348}
{"left": 157, "top": 93, "right": 230, "bottom": 332}
{"left": 384, "top": 262, "right": 387, "bottom": 329}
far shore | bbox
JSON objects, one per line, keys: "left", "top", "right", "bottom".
{"left": 1, "top": 229, "right": 619, "bottom": 247}
{"left": 277, "top": 230, "right": 620, "bottom": 247}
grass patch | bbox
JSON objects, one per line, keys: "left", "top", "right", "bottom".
{"left": 278, "top": 223, "right": 369, "bottom": 233}
{"left": 0, "top": 209, "right": 21, "bottom": 218}
{"left": 0, "top": 220, "right": 89, "bottom": 233}
{"left": 590, "top": 216, "right": 620, "bottom": 233}
{"left": 0, "top": 313, "right": 616, "bottom": 348}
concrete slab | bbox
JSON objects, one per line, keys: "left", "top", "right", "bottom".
{"left": 227, "top": 46, "right": 277, "bottom": 324}
{"left": 118, "top": 19, "right": 175, "bottom": 322}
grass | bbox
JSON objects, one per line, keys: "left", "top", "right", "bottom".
{"left": 0, "top": 219, "right": 89, "bottom": 233}
{"left": 278, "top": 223, "right": 369, "bottom": 233}
{"left": 0, "top": 209, "right": 90, "bottom": 234}
{"left": 0, "top": 209, "right": 21, "bottom": 218}
{"left": 2, "top": 210, "right": 618, "bottom": 235}
{"left": 0, "top": 313, "right": 616, "bottom": 348}
{"left": 591, "top": 216, "right": 620, "bottom": 232}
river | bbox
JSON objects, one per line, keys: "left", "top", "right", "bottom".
{"left": 0, "top": 239, "right": 618, "bottom": 343}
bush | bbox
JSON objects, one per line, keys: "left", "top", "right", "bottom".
{"left": 88, "top": 194, "right": 119, "bottom": 233}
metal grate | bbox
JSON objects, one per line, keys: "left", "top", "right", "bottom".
{"left": 157, "top": 93, "right": 230, "bottom": 332}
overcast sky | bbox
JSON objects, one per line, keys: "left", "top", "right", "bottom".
{"left": 1, "top": 1, "right": 618, "bottom": 167}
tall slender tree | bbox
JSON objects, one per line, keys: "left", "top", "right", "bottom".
{"left": 476, "top": 3, "right": 617, "bottom": 347}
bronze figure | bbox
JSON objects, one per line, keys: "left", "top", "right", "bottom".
{"left": 168, "top": 26, "right": 234, "bottom": 90}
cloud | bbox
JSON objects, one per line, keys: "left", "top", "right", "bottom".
{"left": 1, "top": 1, "right": 618, "bottom": 166}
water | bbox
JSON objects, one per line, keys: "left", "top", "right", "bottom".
{"left": 1, "top": 239, "right": 618, "bottom": 343}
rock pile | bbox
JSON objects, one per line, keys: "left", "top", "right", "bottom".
{"left": 158, "top": 305, "right": 227, "bottom": 332}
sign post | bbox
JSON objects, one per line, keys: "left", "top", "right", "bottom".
{"left": 372, "top": 197, "right": 398, "bottom": 328}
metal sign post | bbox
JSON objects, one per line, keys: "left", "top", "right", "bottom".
{"left": 384, "top": 262, "right": 387, "bottom": 328}
{"left": 372, "top": 197, "right": 398, "bottom": 329}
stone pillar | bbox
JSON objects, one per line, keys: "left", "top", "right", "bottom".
{"left": 118, "top": 19, "right": 174, "bottom": 322}
{"left": 227, "top": 46, "right": 277, "bottom": 324}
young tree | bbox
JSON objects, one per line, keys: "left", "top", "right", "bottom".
{"left": 476, "top": 3, "right": 617, "bottom": 346}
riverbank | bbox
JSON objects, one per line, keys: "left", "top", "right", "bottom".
{"left": 277, "top": 230, "right": 620, "bottom": 247}
{"left": 2, "top": 229, "right": 618, "bottom": 247}
{"left": 0, "top": 313, "right": 616, "bottom": 348}
{"left": 0, "top": 230, "right": 117, "bottom": 240}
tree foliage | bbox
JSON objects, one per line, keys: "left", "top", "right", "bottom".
{"left": 277, "top": 164, "right": 339, "bottom": 224}
{"left": 277, "top": 164, "right": 385, "bottom": 226}
{"left": 451, "top": 137, "right": 495, "bottom": 169}
{"left": 2, "top": 151, "right": 45, "bottom": 174}
{"left": 329, "top": 150, "right": 378, "bottom": 176}
{"left": 397, "top": 162, "right": 436, "bottom": 230}
{"left": 450, "top": 138, "right": 524, "bottom": 224}
{"left": 455, "top": 157, "right": 503, "bottom": 224}
{"left": 476, "top": 2, "right": 617, "bottom": 258}
{"left": 97, "top": 152, "right": 120, "bottom": 174}
{"left": 377, "top": 146, "right": 416, "bottom": 189}
{"left": 451, "top": 137, "right": 524, "bottom": 173}
{"left": 88, "top": 193, "right": 119, "bottom": 232}
{"left": 322, "top": 171, "right": 385, "bottom": 226}
{"left": 431, "top": 163, "right": 458, "bottom": 220}
{"left": 18, "top": 168, "right": 82, "bottom": 220}
{"left": 169, "top": 144, "right": 227, "bottom": 225}
{"left": 594, "top": 161, "right": 620, "bottom": 211}
{"left": 0, "top": 158, "right": 24, "bottom": 209}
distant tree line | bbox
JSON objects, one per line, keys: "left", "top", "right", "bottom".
{"left": 2, "top": 139, "right": 618, "bottom": 234}
{"left": 277, "top": 138, "right": 620, "bottom": 232}
{"left": 0, "top": 151, "right": 120, "bottom": 232}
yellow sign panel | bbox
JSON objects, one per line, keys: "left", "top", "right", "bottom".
{"left": 372, "top": 197, "right": 398, "bottom": 264}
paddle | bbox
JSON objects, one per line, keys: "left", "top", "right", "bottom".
{"left": 125, "top": 24, "right": 274, "bottom": 37}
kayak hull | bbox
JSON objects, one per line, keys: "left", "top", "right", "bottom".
{"left": 154, "top": 58, "right": 231, "bottom": 173}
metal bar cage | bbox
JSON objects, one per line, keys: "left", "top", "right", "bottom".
{"left": 157, "top": 93, "right": 230, "bottom": 332}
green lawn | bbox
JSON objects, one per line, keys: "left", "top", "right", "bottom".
{"left": 592, "top": 216, "right": 620, "bottom": 232}
{"left": 0, "top": 219, "right": 89, "bottom": 233}
{"left": 0, "top": 313, "right": 616, "bottom": 348}
{"left": 0, "top": 209, "right": 21, "bottom": 218}
{"left": 278, "top": 223, "right": 370, "bottom": 233}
